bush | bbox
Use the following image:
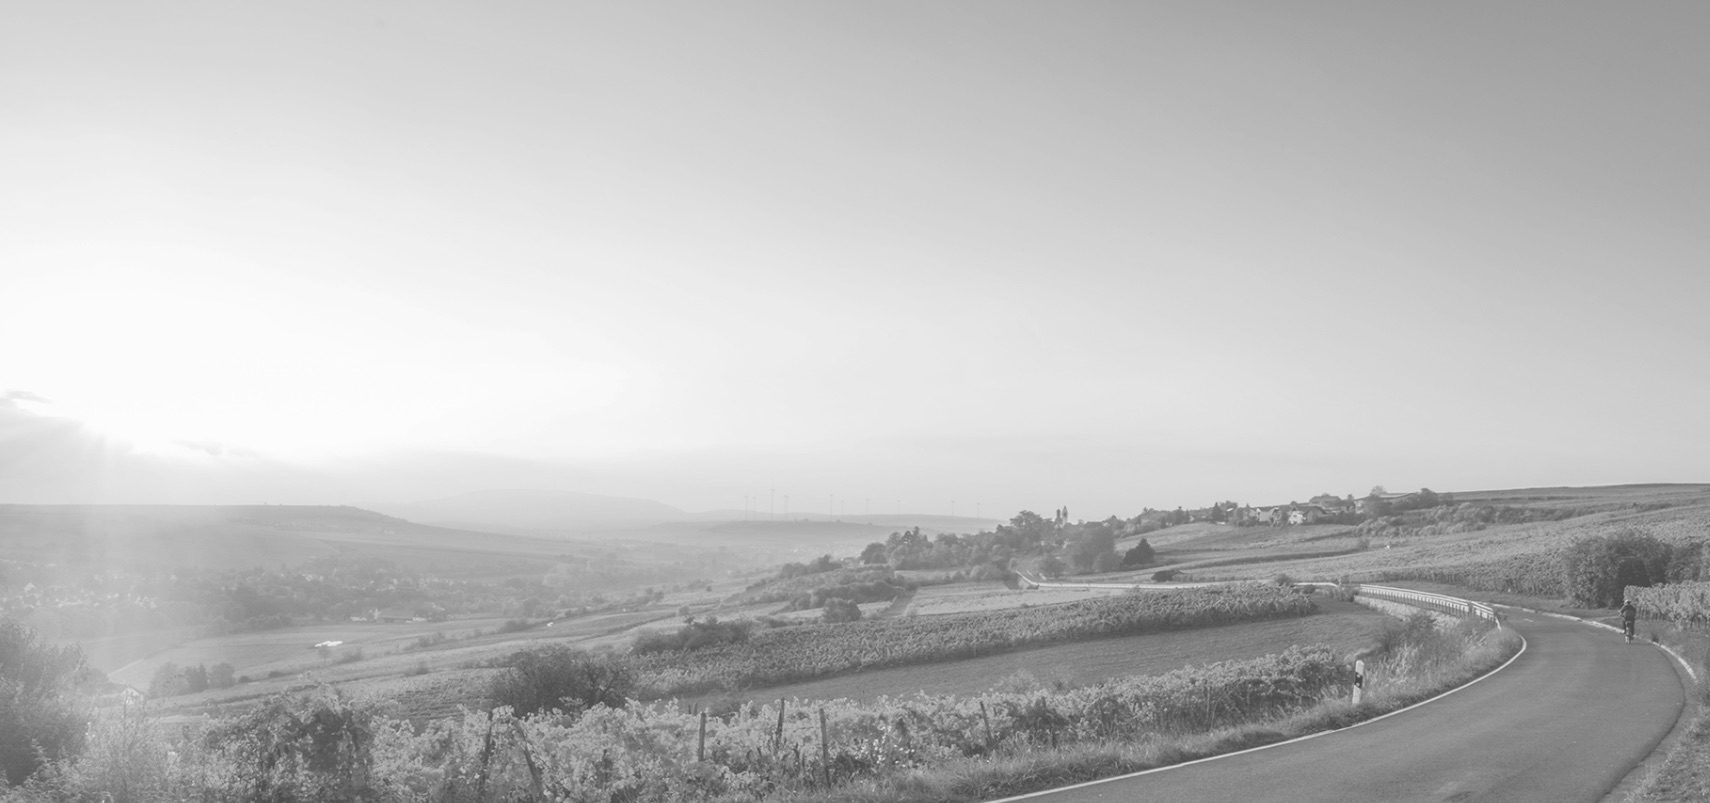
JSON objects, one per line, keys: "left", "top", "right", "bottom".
{"left": 1562, "top": 528, "right": 1674, "bottom": 608}
{"left": 39, "top": 702, "right": 176, "bottom": 802}
{"left": 488, "top": 647, "right": 634, "bottom": 717}
{"left": 200, "top": 687, "right": 376, "bottom": 802}
{"left": 822, "top": 598, "right": 863, "bottom": 623}
{"left": 631, "top": 617, "right": 754, "bottom": 654}
{"left": 0, "top": 618, "right": 92, "bottom": 785}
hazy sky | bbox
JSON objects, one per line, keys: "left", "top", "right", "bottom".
{"left": 4, "top": 2, "right": 1707, "bottom": 518}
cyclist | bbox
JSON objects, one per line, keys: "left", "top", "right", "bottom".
{"left": 1620, "top": 599, "right": 1638, "bottom": 642}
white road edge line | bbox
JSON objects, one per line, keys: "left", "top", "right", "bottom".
{"left": 982, "top": 631, "right": 1530, "bottom": 803}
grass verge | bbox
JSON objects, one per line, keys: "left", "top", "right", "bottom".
{"left": 1623, "top": 624, "right": 1710, "bottom": 802}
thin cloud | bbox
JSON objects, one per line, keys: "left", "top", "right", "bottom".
{"left": 1, "top": 390, "right": 52, "bottom": 409}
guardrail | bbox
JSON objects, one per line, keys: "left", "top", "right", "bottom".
{"left": 1356, "top": 584, "right": 1500, "bottom": 628}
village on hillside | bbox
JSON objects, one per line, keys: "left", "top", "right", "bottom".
{"left": 1132, "top": 489, "right": 1442, "bottom": 530}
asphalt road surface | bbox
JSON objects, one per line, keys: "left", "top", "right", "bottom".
{"left": 994, "top": 610, "right": 1686, "bottom": 803}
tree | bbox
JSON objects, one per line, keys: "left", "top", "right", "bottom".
{"left": 209, "top": 662, "right": 237, "bottom": 689}
{"left": 184, "top": 663, "right": 210, "bottom": 694}
{"left": 1561, "top": 528, "right": 1674, "bottom": 608}
{"left": 1064, "top": 524, "right": 1118, "bottom": 573}
{"left": 489, "top": 647, "right": 634, "bottom": 717}
{"left": 1038, "top": 555, "right": 1067, "bottom": 579}
{"left": 0, "top": 618, "right": 92, "bottom": 785}
{"left": 822, "top": 598, "right": 863, "bottom": 623}
{"left": 859, "top": 542, "right": 888, "bottom": 565}
{"left": 149, "top": 662, "right": 185, "bottom": 698}
{"left": 1121, "top": 539, "right": 1155, "bottom": 569}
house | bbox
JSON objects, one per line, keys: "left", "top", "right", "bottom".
{"left": 93, "top": 684, "right": 147, "bottom": 707}
{"left": 1309, "top": 494, "right": 1356, "bottom": 515}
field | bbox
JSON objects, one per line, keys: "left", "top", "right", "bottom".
{"left": 46, "top": 485, "right": 1710, "bottom": 732}
{"left": 691, "top": 598, "right": 1387, "bottom": 706}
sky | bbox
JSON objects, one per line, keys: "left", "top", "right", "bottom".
{"left": 3, "top": 2, "right": 1708, "bottom": 520}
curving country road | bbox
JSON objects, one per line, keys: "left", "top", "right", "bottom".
{"left": 993, "top": 609, "right": 1687, "bottom": 802}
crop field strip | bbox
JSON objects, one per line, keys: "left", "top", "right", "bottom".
{"left": 628, "top": 584, "right": 1316, "bottom": 697}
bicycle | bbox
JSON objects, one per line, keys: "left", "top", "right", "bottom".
{"left": 1622, "top": 618, "right": 1636, "bottom": 643}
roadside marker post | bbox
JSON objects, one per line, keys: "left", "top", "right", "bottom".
{"left": 1353, "top": 659, "right": 1365, "bottom": 706}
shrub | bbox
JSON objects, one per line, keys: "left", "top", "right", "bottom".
{"left": 1562, "top": 528, "right": 1673, "bottom": 608}
{"left": 37, "top": 702, "right": 176, "bottom": 802}
{"left": 488, "top": 647, "right": 634, "bottom": 717}
{"left": 631, "top": 617, "right": 754, "bottom": 654}
{"left": 822, "top": 598, "right": 863, "bottom": 623}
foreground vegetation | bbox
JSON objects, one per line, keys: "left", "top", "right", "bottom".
{"left": 1, "top": 609, "right": 1513, "bottom": 803}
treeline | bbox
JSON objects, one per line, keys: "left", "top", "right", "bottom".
{"left": 632, "top": 617, "right": 756, "bottom": 655}
{"left": 1357, "top": 501, "right": 1581, "bottom": 540}
{"left": 858, "top": 512, "right": 1156, "bottom": 577}
{"left": 147, "top": 661, "right": 238, "bottom": 696}
{"left": 739, "top": 566, "right": 914, "bottom": 610}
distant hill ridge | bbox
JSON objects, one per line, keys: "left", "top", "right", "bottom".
{"left": 383, "top": 489, "right": 690, "bottom": 534}
{"left": 0, "top": 503, "right": 591, "bottom": 576}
